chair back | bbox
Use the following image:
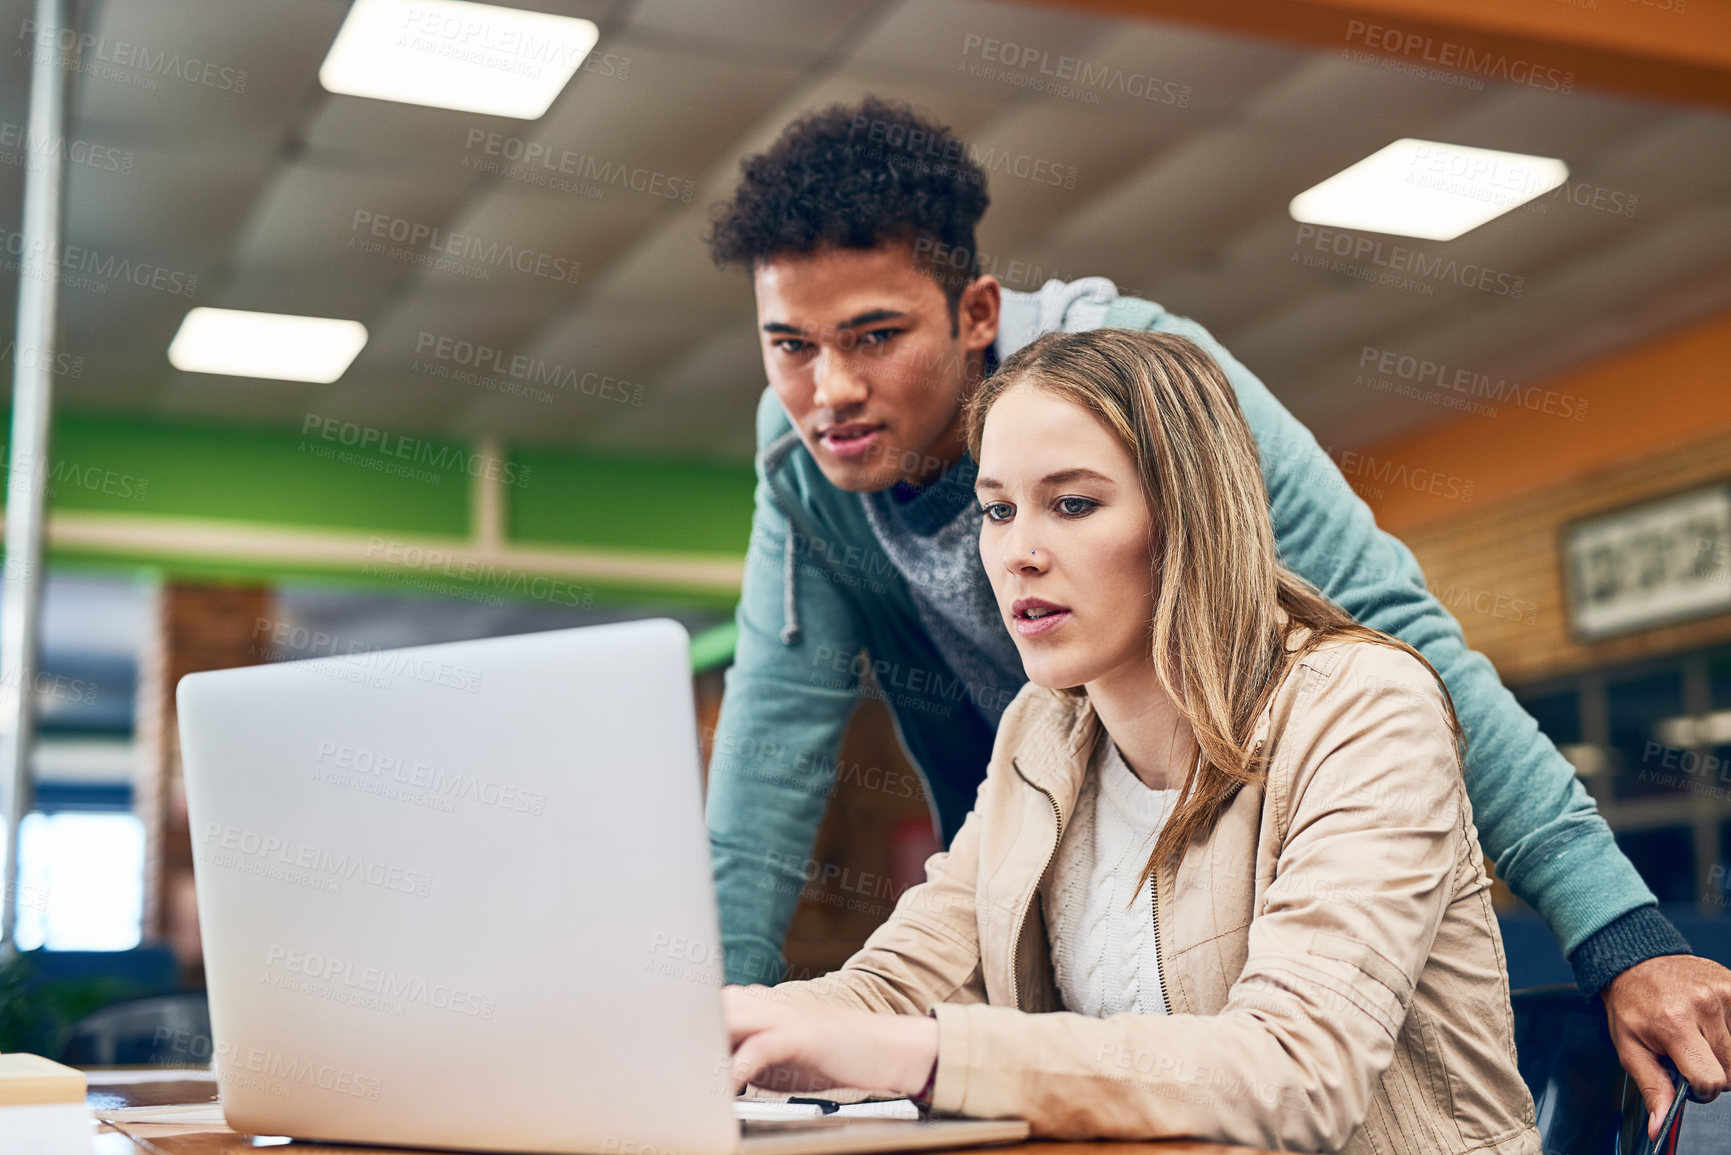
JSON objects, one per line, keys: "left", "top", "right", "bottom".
{"left": 1512, "top": 985, "right": 1626, "bottom": 1154}
{"left": 61, "top": 991, "right": 211, "bottom": 1067}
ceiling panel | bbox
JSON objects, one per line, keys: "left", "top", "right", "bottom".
{"left": 625, "top": 0, "right": 883, "bottom": 62}
{"left": 228, "top": 161, "right": 477, "bottom": 281}
{"left": 1433, "top": 84, "right": 1667, "bottom": 162}
{"left": 74, "top": 0, "right": 342, "bottom": 145}
{"left": 1239, "top": 53, "right": 1484, "bottom": 144}
{"left": 580, "top": 314, "right": 768, "bottom": 457}
{"left": 528, "top": 300, "right": 700, "bottom": 387}
{"left": 301, "top": 95, "right": 529, "bottom": 171}
{"left": 849, "top": 0, "right": 1111, "bottom": 82}
{"left": 1588, "top": 112, "right": 1731, "bottom": 216}
{"left": 1043, "top": 124, "right": 1346, "bottom": 271}
{"left": 0, "top": 0, "right": 1722, "bottom": 463}
{"left": 354, "top": 289, "right": 574, "bottom": 379}
{"left": 530, "top": 40, "right": 807, "bottom": 186}
{"left": 63, "top": 145, "right": 275, "bottom": 261}
{"left": 1226, "top": 283, "right": 1446, "bottom": 379}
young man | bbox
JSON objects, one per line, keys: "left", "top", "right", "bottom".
{"left": 701, "top": 96, "right": 1731, "bottom": 1122}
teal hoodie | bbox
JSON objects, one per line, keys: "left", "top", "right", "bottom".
{"left": 705, "top": 288, "right": 1686, "bottom": 992}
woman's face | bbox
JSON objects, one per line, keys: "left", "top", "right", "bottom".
{"left": 975, "top": 383, "right": 1158, "bottom": 691}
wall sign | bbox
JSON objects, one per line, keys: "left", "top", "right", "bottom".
{"left": 1563, "top": 484, "right": 1731, "bottom": 640}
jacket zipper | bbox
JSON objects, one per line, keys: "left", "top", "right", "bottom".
{"left": 1149, "top": 867, "right": 1173, "bottom": 1015}
{"left": 1148, "top": 752, "right": 1201, "bottom": 1017}
{"left": 1142, "top": 743, "right": 1254, "bottom": 1016}
{"left": 1008, "top": 758, "right": 1063, "bottom": 1013}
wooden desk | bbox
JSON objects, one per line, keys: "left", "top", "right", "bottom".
{"left": 86, "top": 1069, "right": 1276, "bottom": 1155}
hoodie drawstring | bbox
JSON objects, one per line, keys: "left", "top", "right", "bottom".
{"left": 762, "top": 430, "right": 804, "bottom": 646}
{"left": 779, "top": 526, "right": 801, "bottom": 645}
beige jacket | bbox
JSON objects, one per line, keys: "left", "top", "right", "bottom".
{"left": 775, "top": 633, "right": 1541, "bottom": 1154}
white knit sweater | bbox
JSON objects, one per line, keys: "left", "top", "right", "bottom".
{"left": 1041, "top": 737, "right": 1179, "bottom": 1017}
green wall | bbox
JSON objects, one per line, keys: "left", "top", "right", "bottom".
{"left": 511, "top": 448, "right": 755, "bottom": 554}
{"left": 16, "top": 414, "right": 757, "bottom": 608}
{"left": 43, "top": 415, "right": 472, "bottom": 533}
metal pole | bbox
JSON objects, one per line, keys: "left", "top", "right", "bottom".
{"left": 1, "top": 0, "right": 75, "bottom": 951}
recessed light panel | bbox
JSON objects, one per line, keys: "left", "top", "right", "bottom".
{"left": 1291, "top": 139, "right": 1569, "bottom": 241}
{"left": 320, "top": 0, "right": 598, "bottom": 119}
{"left": 168, "top": 308, "right": 368, "bottom": 384}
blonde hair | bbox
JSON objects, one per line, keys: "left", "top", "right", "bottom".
{"left": 964, "top": 328, "right": 1462, "bottom": 879}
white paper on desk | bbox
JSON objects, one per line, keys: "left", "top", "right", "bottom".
{"left": 734, "top": 1100, "right": 920, "bottom": 1122}
{"left": 735, "top": 1101, "right": 824, "bottom": 1121}
{"left": 833, "top": 1100, "right": 920, "bottom": 1120}
{"left": 94, "top": 1102, "right": 229, "bottom": 1125}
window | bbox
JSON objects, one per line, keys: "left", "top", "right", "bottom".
{"left": 12, "top": 811, "right": 145, "bottom": 950}
{"left": 1515, "top": 643, "right": 1731, "bottom": 913}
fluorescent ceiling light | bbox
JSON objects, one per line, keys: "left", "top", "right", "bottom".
{"left": 168, "top": 308, "right": 368, "bottom": 384}
{"left": 1290, "top": 139, "right": 1568, "bottom": 241}
{"left": 319, "top": 0, "right": 598, "bottom": 119}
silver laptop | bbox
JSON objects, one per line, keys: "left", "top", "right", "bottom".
{"left": 178, "top": 618, "right": 1028, "bottom": 1155}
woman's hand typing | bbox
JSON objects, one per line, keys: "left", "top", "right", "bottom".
{"left": 721, "top": 984, "right": 938, "bottom": 1099}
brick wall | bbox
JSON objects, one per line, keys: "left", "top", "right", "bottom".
{"left": 135, "top": 581, "right": 273, "bottom": 982}
{"left": 1398, "top": 427, "right": 1731, "bottom": 685}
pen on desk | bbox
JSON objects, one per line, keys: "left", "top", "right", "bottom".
{"left": 786, "top": 1097, "right": 841, "bottom": 1114}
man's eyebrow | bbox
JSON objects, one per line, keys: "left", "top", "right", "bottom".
{"left": 761, "top": 309, "right": 908, "bottom": 335}
{"left": 974, "top": 468, "right": 1115, "bottom": 492}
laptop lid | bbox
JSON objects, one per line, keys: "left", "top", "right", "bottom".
{"left": 178, "top": 619, "right": 738, "bottom": 1155}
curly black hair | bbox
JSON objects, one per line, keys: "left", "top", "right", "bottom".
{"left": 704, "top": 95, "right": 991, "bottom": 334}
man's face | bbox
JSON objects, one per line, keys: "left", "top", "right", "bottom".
{"left": 753, "top": 243, "right": 999, "bottom": 492}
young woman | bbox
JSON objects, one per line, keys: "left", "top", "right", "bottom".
{"left": 722, "top": 328, "right": 1540, "bottom": 1154}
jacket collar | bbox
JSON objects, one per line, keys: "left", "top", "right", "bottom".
{"left": 1008, "top": 689, "right": 1100, "bottom": 826}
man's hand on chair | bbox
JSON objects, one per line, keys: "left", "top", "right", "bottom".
{"left": 1604, "top": 955, "right": 1731, "bottom": 1139}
